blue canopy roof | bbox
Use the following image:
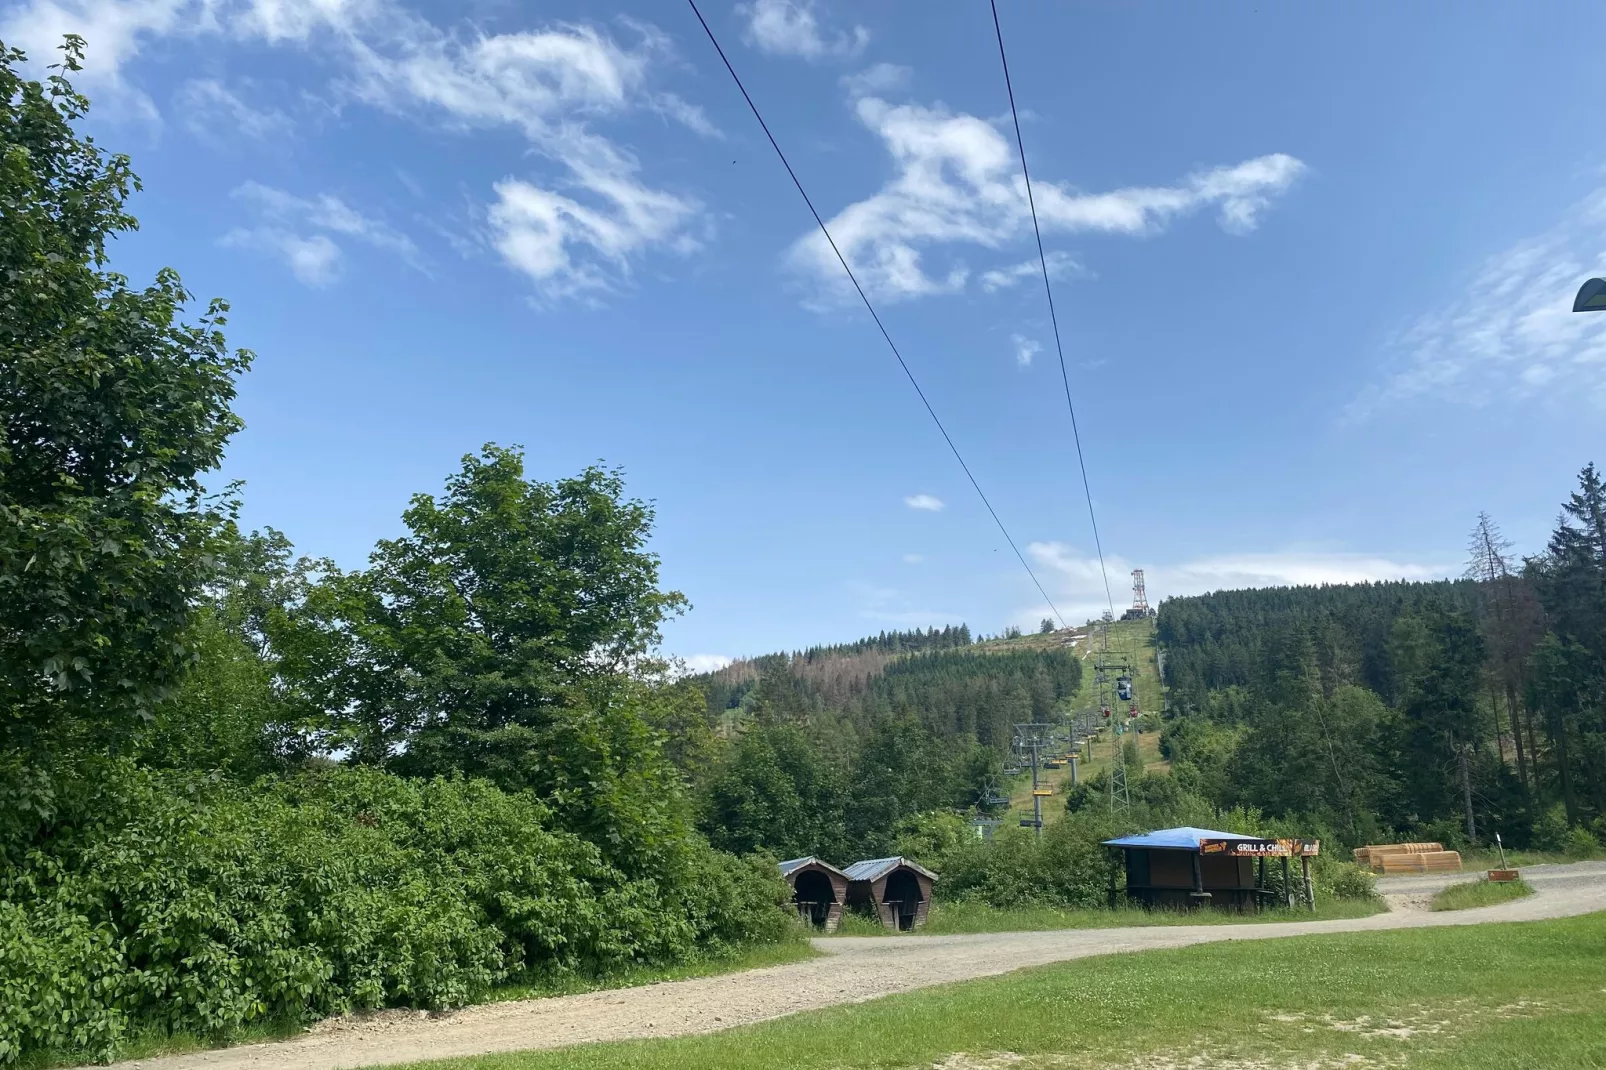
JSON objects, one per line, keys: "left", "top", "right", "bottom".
{"left": 1102, "top": 826, "right": 1269, "bottom": 851}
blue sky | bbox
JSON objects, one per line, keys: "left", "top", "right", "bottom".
{"left": 5, "top": 0, "right": 1604, "bottom": 668}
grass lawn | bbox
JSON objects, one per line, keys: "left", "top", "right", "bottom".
{"left": 1430, "top": 877, "right": 1536, "bottom": 912}
{"left": 433, "top": 911, "right": 1606, "bottom": 1070}
{"left": 823, "top": 897, "right": 1384, "bottom": 937}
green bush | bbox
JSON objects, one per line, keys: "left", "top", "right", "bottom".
{"left": 939, "top": 812, "right": 1121, "bottom": 909}
{"left": 0, "top": 765, "right": 789, "bottom": 1065}
{"left": 1533, "top": 804, "right": 1570, "bottom": 853}
{"left": 1565, "top": 825, "right": 1600, "bottom": 859}
{"left": 1315, "top": 861, "right": 1378, "bottom": 901}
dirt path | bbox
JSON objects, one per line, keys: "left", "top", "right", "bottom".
{"left": 109, "top": 862, "right": 1606, "bottom": 1070}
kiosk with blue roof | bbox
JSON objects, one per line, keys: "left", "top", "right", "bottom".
{"left": 1102, "top": 826, "right": 1319, "bottom": 910}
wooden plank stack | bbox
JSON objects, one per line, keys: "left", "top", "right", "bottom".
{"left": 1351, "top": 842, "right": 1462, "bottom": 874}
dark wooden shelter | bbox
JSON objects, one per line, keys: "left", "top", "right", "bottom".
{"left": 1103, "top": 827, "right": 1319, "bottom": 910}
{"left": 843, "top": 856, "right": 938, "bottom": 930}
{"left": 778, "top": 856, "right": 849, "bottom": 932}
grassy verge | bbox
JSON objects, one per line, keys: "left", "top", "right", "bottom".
{"left": 435, "top": 911, "right": 1606, "bottom": 1070}
{"left": 1431, "top": 877, "right": 1536, "bottom": 912}
{"left": 820, "top": 896, "right": 1385, "bottom": 936}
{"left": 15, "top": 939, "right": 820, "bottom": 1070}
{"left": 1460, "top": 847, "right": 1604, "bottom": 868}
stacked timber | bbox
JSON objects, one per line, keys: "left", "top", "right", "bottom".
{"left": 1352, "top": 842, "right": 1462, "bottom": 874}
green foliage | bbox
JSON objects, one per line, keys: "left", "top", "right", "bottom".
{"left": 1532, "top": 804, "right": 1571, "bottom": 853}
{"left": 890, "top": 810, "right": 971, "bottom": 875}
{"left": 1564, "top": 825, "right": 1599, "bottom": 859}
{"left": 1314, "top": 861, "right": 1378, "bottom": 902}
{"left": 0, "top": 765, "right": 790, "bottom": 1065}
{"left": 282, "top": 445, "right": 685, "bottom": 774}
{"left": 939, "top": 812, "right": 1122, "bottom": 909}
{"left": 702, "top": 722, "right": 847, "bottom": 860}
{"left": 1, "top": 40, "right": 251, "bottom": 794}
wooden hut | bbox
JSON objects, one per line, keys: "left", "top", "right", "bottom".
{"left": 1103, "top": 826, "right": 1319, "bottom": 910}
{"left": 778, "top": 857, "right": 849, "bottom": 932}
{"left": 843, "top": 856, "right": 938, "bottom": 930}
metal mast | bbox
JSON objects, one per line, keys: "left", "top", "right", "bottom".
{"left": 1131, "top": 569, "right": 1149, "bottom": 615}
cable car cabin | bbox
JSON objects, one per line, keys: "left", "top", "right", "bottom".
{"left": 1103, "top": 827, "right": 1320, "bottom": 911}
{"left": 1116, "top": 676, "right": 1133, "bottom": 701}
{"left": 778, "top": 857, "right": 850, "bottom": 932}
{"left": 843, "top": 856, "right": 938, "bottom": 931}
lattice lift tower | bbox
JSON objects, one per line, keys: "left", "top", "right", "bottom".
{"left": 1132, "top": 569, "right": 1148, "bottom": 614}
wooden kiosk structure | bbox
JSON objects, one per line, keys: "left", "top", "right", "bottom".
{"left": 1103, "top": 826, "right": 1319, "bottom": 910}
{"left": 843, "top": 856, "right": 938, "bottom": 930}
{"left": 778, "top": 856, "right": 850, "bottom": 932}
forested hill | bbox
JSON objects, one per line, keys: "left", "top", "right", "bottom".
{"left": 1159, "top": 580, "right": 1482, "bottom": 705}
{"left": 692, "top": 625, "right": 1083, "bottom": 751}
{"left": 1154, "top": 473, "right": 1605, "bottom": 854}
{"left": 685, "top": 625, "right": 1085, "bottom": 861}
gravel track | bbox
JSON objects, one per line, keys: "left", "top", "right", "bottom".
{"left": 107, "top": 862, "right": 1606, "bottom": 1070}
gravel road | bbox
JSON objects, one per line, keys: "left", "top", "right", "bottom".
{"left": 108, "top": 862, "right": 1606, "bottom": 1070}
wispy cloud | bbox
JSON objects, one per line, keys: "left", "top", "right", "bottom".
{"left": 904, "top": 494, "right": 944, "bottom": 512}
{"left": 980, "top": 251, "right": 1086, "bottom": 293}
{"left": 1349, "top": 189, "right": 1606, "bottom": 419}
{"left": 1011, "top": 333, "right": 1041, "bottom": 367}
{"left": 1, "top": 0, "right": 708, "bottom": 302}
{"left": 1025, "top": 541, "right": 1450, "bottom": 625}
{"left": 790, "top": 88, "right": 1303, "bottom": 304}
{"left": 736, "top": 0, "right": 867, "bottom": 61}
{"left": 221, "top": 180, "right": 419, "bottom": 285}
{"left": 902, "top": 553, "right": 924, "bottom": 564}
{"left": 177, "top": 78, "right": 293, "bottom": 143}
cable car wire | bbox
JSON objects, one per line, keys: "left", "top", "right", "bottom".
{"left": 685, "top": 0, "right": 1068, "bottom": 628}
{"left": 988, "top": 0, "right": 1117, "bottom": 622}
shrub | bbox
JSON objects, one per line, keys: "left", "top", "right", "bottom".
{"left": 1533, "top": 804, "right": 1570, "bottom": 853}
{"left": 1565, "top": 825, "right": 1600, "bottom": 859}
{"left": 1315, "top": 861, "right": 1378, "bottom": 901}
{"left": 0, "top": 764, "right": 789, "bottom": 1065}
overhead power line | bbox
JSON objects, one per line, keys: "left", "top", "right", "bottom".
{"left": 686, "top": 0, "right": 1069, "bottom": 628}
{"left": 988, "top": 0, "right": 1116, "bottom": 623}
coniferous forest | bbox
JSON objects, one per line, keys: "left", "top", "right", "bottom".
{"left": 1157, "top": 479, "right": 1606, "bottom": 852}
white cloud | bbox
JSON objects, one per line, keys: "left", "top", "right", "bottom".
{"left": 1026, "top": 541, "right": 1450, "bottom": 625}
{"left": 736, "top": 0, "right": 867, "bottom": 61}
{"left": 1, "top": 0, "right": 705, "bottom": 301}
{"left": 790, "top": 89, "right": 1304, "bottom": 303}
{"left": 904, "top": 494, "right": 944, "bottom": 512}
{"left": 980, "top": 251, "right": 1085, "bottom": 292}
{"left": 1011, "top": 333, "right": 1041, "bottom": 367}
{"left": 222, "top": 181, "right": 418, "bottom": 284}
{"left": 177, "top": 78, "right": 294, "bottom": 142}
{"left": 841, "top": 62, "right": 908, "bottom": 97}
{"left": 221, "top": 228, "right": 342, "bottom": 285}
{"left": 902, "top": 553, "right": 924, "bottom": 564}
{"left": 681, "top": 653, "right": 734, "bottom": 674}
{"left": 1349, "top": 189, "right": 1606, "bottom": 419}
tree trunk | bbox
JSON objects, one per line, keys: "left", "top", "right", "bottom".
{"left": 1556, "top": 719, "right": 1579, "bottom": 825}
{"left": 1459, "top": 745, "right": 1476, "bottom": 845}
{"left": 1505, "top": 681, "right": 1529, "bottom": 791}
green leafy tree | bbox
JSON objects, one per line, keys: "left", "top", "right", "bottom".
{"left": 701, "top": 721, "right": 847, "bottom": 859}
{"left": 286, "top": 445, "right": 685, "bottom": 769}
{"left": 1, "top": 40, "right": 250, "bottom": 808}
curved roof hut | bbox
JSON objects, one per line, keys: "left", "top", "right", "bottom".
{"left": 843, "top": 856, "right": 938, "bottom": 931}
{"left": 778, "top": 857, "right": 849, "bottom": 932}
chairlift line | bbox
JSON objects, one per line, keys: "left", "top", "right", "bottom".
{"left": 685, "top": 0, "right": 1069, "bottom": 629}
{"left": 988, "top": 0, "right": 1118, "bottom": 624}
